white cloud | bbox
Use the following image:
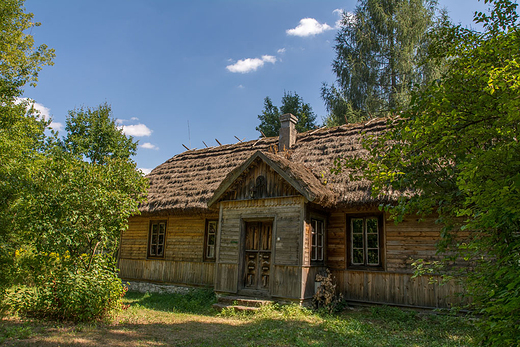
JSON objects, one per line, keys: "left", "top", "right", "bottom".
{"left": 277, "top": 48, "right": 286, "bottom": 54}
{"left": 286, "top": 18, "right": 333, "bottom": 37}
{"left": 238, "top": 85, "right": 245, "bottom": 89}
{"left": 130, "top": 117, "right": 139, "bottom": 121}
{"left": 138, "top": 168, "right": 152, "bottom": 175}
{"left": 226, "top": 55, "right": 277, "bottom": 74}
{"left": 120, "top": 123, "right": 152, "bottom": 137}
{"left": 140, "top": 142, "right": 159, "bottom": 150}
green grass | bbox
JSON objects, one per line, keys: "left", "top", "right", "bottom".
{"left": 1, "top": 289, "right": 477, "bottom": 346}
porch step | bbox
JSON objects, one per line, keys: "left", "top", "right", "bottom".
{"left": 212, "top": 303, "right": 261, "bottom": 312}
{"left": 213, "top": 295, "right": 274, "bottom": 312}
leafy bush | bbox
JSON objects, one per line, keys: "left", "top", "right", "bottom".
{"left": 7, "top": 255, "right": 126, "bottom": 322}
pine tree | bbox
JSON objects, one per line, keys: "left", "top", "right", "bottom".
{"left": 322, "top": 0, "right": 443, "bottom": 125}
{"left": 256, "top": 91, "right": 318, "bottom": 137}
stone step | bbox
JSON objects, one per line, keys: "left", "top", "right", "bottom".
{"left": 212, "top": 303, "right": 261, "bottom": 313}
{"left": 217, "top": 295, "right": 273, "bottom": 308}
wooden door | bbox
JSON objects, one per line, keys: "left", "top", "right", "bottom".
{"left": 244, "top": 221, "right": 272, "bottom": 292}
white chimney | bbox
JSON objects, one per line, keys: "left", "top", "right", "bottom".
{"left": 279, "top": 113, "right": 298, "bottom": 152}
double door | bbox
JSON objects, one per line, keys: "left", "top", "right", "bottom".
{"left": 243, "top": 221, "right": 272, "bottom": 292}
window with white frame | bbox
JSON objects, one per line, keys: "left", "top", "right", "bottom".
{"left": 311, "top": 218, "right": 324, "bottom": 262}
{"left": 348, "top": 216, "right": 382, "bottom": 267}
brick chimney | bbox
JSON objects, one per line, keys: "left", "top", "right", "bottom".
{"left": 279, "top": 113, "right": 298, "bottom": 152}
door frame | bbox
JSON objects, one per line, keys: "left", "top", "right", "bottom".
{"left": 239, "top": 217, "right": 276, "bottom": 295}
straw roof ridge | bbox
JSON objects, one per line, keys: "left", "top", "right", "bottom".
{"left": 140, "top": 117, "right": 393, "bottom": 213}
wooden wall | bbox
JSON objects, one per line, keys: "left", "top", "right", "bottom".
{"left": 326, "top": 207, "right": 465, "bottom": 308}
{"left": 119, "top": 213, "right": 218, "bottom": 286}
{"left": 215, "top": 196, "right": 304, "bottom": 299}
{"left": 119, "top": 259, "right": 215, "bottom": 286}
{"left": 332, "top": 270, "right": 464, "bottom": 308}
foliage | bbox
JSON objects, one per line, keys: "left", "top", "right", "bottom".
{"left": 322, "top": 0, "right": 443, "bottom": 125}
{"left": 0, "top": 2, "right": 147, "bottom": 320}
{"left": 312, "top": 269, "right": 346, "bottom": 313}
{"left": 7, "top": 255, "right": 126, "bottom": 322}
{"left": 0, "top": 0, "right": 54, "bottom": 298}
{"left": 19, "top": 145, "right": 147, "bottom": 266}
{"left": 3, "top": 112, "right": 147, "bottom": 320}
{"left": 0, "top": 0, "right": 55, "bottom": 99}
{"left": 62, "top": 102, "right": 137, "bottom": 164}
{"left": 336, "top": 0, "right": 520, "bottom": 345}
{"left": 256, "top": 91, "right": 318, "bottom": 137}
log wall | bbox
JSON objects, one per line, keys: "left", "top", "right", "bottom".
{"left": 326, "top": 207, "right": 465, "bottom": 308}
{"left": 119, "top": 213, "right": 218, "bottom": 286}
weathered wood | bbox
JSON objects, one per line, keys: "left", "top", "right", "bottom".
{"left": 214, "top": 196, "right": 304, "bottom": 299}
{"left": 119, "top": 259, "right": 215, "bottom": 286}
{"left": 220, "top": 158, "right": 300, "bottom": 201}
{"left": 332, "top": 270, "right": 465, "bottom": 308}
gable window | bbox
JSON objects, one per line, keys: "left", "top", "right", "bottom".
{"left": 148, "top": 220, "right": 166, "bottom": 258}
{"left": 311, "top": 218, "right": 324, "bottom": 262}
{"left": 204, "top": 220, "right": 218, "bottom": 261}
{"left": 347, "top": 215, "right": 383, "bottom": 268}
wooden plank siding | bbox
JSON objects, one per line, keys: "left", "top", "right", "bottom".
{"left": 119, "top": 214, "right": 218, "bottom": 286}
{"left": 215, "top": 197, "right": 305, "bottom": 299}
{"left": 332, "top": 270, "right": 464, "bottom": 308}
{"left": 326, "top": 208, "right": 465, "bottom": 308}
{"left": 119, "top": 259, "right": 215, "bottom": 286}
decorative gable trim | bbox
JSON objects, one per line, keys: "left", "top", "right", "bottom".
{"left": 207, "top": 151, "right": 334, "bottom": 208}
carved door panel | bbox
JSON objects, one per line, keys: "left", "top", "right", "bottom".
{"left": 244, "top": 221, "right": 272, "bottom": 292}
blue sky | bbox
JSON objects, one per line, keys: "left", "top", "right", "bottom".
{"left": 24, "top": 0, "right": 491, "bottom": 173}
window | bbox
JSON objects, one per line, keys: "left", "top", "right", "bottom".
{"left": 148, "top": 221, "right": 166, "bottom": 258}
{"left": 347, "top": 216, "right": 382, "bottom": 267}
{"left": 204, "top": 220, "right": 218, "bottom": 261}
{"left": 311, "top": 219, "right": 324, "bottom": 262}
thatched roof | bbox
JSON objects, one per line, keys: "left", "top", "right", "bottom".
{"left": 140, "top": 117, "right": 393, "bottom": 214}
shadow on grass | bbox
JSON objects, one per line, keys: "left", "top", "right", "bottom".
{"left": 1, "top": 295, "right": 476, "bottom": 347}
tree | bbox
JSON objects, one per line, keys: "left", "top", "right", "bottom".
{"left": 9, "top": 107, "right": 147, "bottom": 321}
{"left": 322, "top": 0, "right": 443, "bottom": 125}
{"left": 0, "top": 0, "right": 55, "bottom": 100}
{"left": 0, "top": 0, "right": 54, "bottom": 295}
{"left": 337, "top": 0, "right": 520, "bottom": 344}
{"left": 62, "top": 102, "right": 137, "bottom": 164}
{"left": 256, "top": 91, "right": 318, "bottom": 137}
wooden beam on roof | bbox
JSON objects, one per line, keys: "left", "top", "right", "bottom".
{"left": 202, "top": 141, "right": 208, "bottom": 148}
{"left": 182, "top": 144, "right": 190, "bottom": 150}
{"left": 215, "top": 138, "right": 222, "bottom": 146}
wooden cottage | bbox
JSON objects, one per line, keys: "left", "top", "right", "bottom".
{"left": 119, "top": 115, "right": 462, "bottom": 308}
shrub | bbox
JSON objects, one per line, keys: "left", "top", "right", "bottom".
{"left": 7, "top": 255, "right": 126, "bottom": 322}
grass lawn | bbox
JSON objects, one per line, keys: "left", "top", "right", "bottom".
{"left": 1, "top": 289, "right": 476, "bottom": 347}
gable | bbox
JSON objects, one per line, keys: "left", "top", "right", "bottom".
{"left": 208, "top": 151, "right": 335, "bottom": 208}
{"left": 218, "top": 157, "right": 300, "bottom": 202}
